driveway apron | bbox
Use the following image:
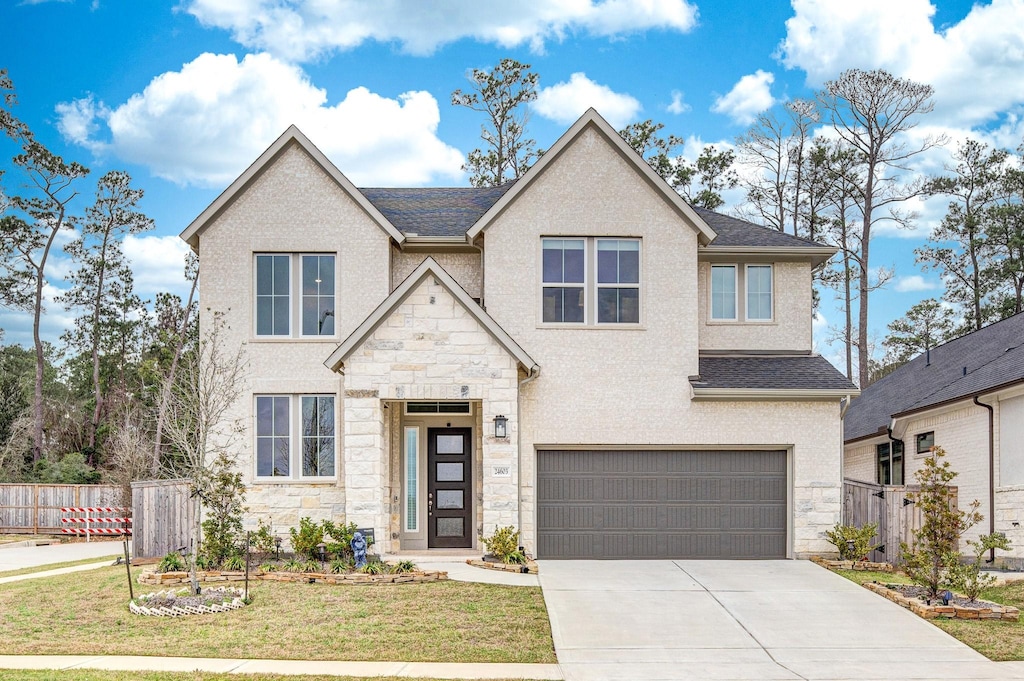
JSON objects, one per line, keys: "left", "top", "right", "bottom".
{"left": 538, "top": 559, "right": 1021, "bottom": 681}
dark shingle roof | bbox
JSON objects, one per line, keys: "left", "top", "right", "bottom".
{"left": 844, "top": 312, "right": 1024, "bottom": 442}
{"left": 360, "top": 184, "right": 515, "bottom": 237}
{"left": 692, "top": 207, "right": 828, "bottom": 249}
{"left": 693, "top": 355, "right": 857, "bottom": 391}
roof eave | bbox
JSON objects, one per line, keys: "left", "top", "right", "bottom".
{"left": 701, "top": 245, "right": 837, "bottom": 267}
{"left": 692, "top": 388, "right": 859, "bottom": 401}
{"left": 465, "top": 108, "right": 717, "bottom": 246}
{"left": 179, "top": 125, "right": 406, "bottom": 248}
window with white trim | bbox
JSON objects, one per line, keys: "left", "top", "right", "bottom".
{"left": 255, "top": 394, "right": 336, "bottom": 479}
{"left": 711, "top": 265, "right": 737, "bottom": 320}
{"left": 541, "top": 237, "right": 641, "bottom": 325}
{"left": 255, "top": 254, "right": 335, "bottom": 337}
{"left": 709, "top": 263, "right": 773, "bottom": 322}
{"left": 746, "top": 264, "right": 773, "bottom": 320}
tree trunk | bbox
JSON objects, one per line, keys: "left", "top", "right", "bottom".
{"left": 858, "top": 174, "right": 875, "bottom": 389}
{"left": 88, "top": 231, "right": 112, "bottom": 456}
{"left": 153, "top": 271, "right": 199, "bottom": 471}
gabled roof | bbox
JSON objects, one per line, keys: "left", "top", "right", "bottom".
{"left": 844, "top": 312, "right": 1024, "bottom": 442}
{"left": 361, "top": 184, "right": 515, "bottom": 237}
{"left": 324, "top": 257, "right": 538, "bottom": 373}
{"left": 179, "top": 125, "right": 405, "bottom": 249}
{"left": 694, "top": 208, "right": 837, "bottom": 266}
{"left": 690, "top": 354, "right": 858, "bottom": 399}
{"left": 465, "top": 108, "right": 718, "bottom": 246}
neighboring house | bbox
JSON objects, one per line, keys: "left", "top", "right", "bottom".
{"left": 180, "top": 109, "right": 856, "bottom": 560}
{"left": 844, "top": 313, "right": 1024, "bottom": 565}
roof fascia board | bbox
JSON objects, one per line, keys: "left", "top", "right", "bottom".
{"left": 400, "top": 236, "right": 480, "bottom": 252}
{"left": 324, "top": 257, "right": 537, "bottom": 372}
{"left": 465, "top": 108, "right": 717, "bottom": 245}
{"left": 700, "top": 246, "right": 837, "bottom": 267}
{"left": 691, "top": 388, "right": 860, "bottom": 401}
{"left": 180, "top": 125, "right": 405, "bottom": 249}
{"left": 890, "top": 377, "right": 1024, "bottom": 422}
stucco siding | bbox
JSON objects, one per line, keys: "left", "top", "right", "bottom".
{"left": 697, "top": 260, "right": 813, "bottom": 351}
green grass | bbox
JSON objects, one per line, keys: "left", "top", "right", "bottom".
{"left": 831, "top": 566, "right": 1024, "bottom": 661}
{"left": 0, "top": 672, "right": 536, "bottom": 681}
{"left": 0, "top": 555, "right": 120, "bottom": 578}
{"left": 0, "top": 566, "right": 555, "bottom": 664}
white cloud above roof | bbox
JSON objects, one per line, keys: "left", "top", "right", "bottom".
{"left": 778, "top": 0, "right": 1024, "bottom": 127}
{"left": 894, "top": 275, "right": 940, "bottom": 292}
{"left": 184, "top": 0, "right": 699, "bottom": 60}
{"left": 711, "top": 70, "right": 776, "bottom": 126}
{"left": 667, "top": 90, "right": 691, "bottom": 115}
{"left": 533, "top": 72, "right": 642, "bottom": 129}
{"left": 55, "top": 52, "right": 465, "bottom": 188}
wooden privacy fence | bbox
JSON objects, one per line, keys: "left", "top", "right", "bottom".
{"left": 843, "top": 477, "right": 958, "bottom": 564}
{"left": 0, "top": 484, "right": 122, "bottom": 534}
{"left": 131, "top": 479, "right": 194, "bottom": 560}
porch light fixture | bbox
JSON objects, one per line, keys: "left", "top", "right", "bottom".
{"left": 494, "top": 415, "right": 508, "bottom": 439}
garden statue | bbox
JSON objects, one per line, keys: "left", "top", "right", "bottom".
{"left": 352, "top": 531, "right": 367, "bottom": 569}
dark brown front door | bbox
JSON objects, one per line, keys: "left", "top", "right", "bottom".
{"left": 427, "top": 427, "right": 472, "bottom": 548}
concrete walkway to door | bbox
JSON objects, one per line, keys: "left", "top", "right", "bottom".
{"left": 539, "top": 560, "right": 1024, "bottom": 681}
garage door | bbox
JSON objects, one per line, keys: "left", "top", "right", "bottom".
{"left": 536, "top": 449, "right": 787, "bottom": 559}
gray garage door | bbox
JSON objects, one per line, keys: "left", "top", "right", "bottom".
{"left": 537, "top": 449, "right": 787, "bottom": 559}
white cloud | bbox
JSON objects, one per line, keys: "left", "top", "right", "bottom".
{"left": 533, "top": 72, "right": 641, "bottom": 129}
{"left": 0, "top": 282, "right": 74, "bottom": 350}
{"left": 56, "top": 52, "right": 465, "bottom": 188}
{"left": 894, "top": 275, "right": 939, "bottom": 292}
{"left": 711, "top": 70, "right": 776, "bottom": 125}
{"left": 778, "top": 0, "right": 1024, "bottom": 127}
{"left": 184, "top": 0, "right": 699, "bottom": 60}
{"left": 122, "top": 235, "right": 193, "bottom": 300}
{"left": 667, "top": 90, "right": 690, "bottom": 115}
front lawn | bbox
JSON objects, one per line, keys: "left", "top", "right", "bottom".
{"left": 0, "top": 555, "right": 119, "bottom": 578}
{"left": 832, "top": 566, "right": 1024, "bottom": 661}
{"left": 0, "top": 566, "right": 555, "bottom": 663}
{"left": 0, "top": 672, "right": 533, "bottom": 681}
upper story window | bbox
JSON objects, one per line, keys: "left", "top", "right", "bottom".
{"left": 255, "top": 254, "right": 335, "bottom": 337}
{"left": 710, "top": 263, "right": 773, "bottom": 322}
{"left": 256, "top": 394, "right": 336, "bottom": 479}
{"left": 541, "top": 237, "right": 641, "bottom": 325}
{"left": 916, "top": 431, "right": 935, "bottom": 454}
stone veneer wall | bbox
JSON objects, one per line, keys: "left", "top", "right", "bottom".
{"left": 341, "top": 274, "right": 521, "bottom": 553}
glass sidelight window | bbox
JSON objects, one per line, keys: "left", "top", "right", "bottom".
{"left": 405, "top": 427, "right": 419, "bottom": 532}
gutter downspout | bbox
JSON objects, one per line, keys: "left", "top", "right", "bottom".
{"left": 517, "top": 365, "right": 540, "bottom": 557}
{"left": 973, "top": 395, "right": 996, "bottom": 563}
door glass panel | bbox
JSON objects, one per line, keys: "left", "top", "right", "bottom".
{"left": 405, "top": 427, "right": 418, "bottom": 532}
{"left": 436, "top": 518, "right": 464, "bottom": 537}
{"left": 436, "top": 435, "right": 464, "bottom": 454}
{"left": 436, "top": 462, "right": 464, "bottom": 482}
{"left": 437, "top": 490, "right": 464, "bottom": 510}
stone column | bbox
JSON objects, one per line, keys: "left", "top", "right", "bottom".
{"left": 343, "top": 391, "right": 388, "bottom": 549}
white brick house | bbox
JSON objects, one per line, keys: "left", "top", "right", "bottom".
{"left": 844, "top": 313, "right": 1024, "bottom": 566}
{"left": 181, "top": 109, "right": 857, "bottom": 559}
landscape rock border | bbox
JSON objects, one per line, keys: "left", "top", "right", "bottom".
{"left": 810, "top": 555, "right": 894, "bottom": 572}
{"left": 466, "top": 558, "right": 539, "bottom": 575}
{"left": 138, "top": 569, "right": 447, "bottom": 586}
{"left": 863, "top": 582, "right": 1019, "bottom": 621}
{"left": 129, "top": 587, "right": 246, "bottom": 617}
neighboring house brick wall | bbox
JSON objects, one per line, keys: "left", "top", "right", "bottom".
{"left": 391, "top": 249, "right": 482, "bottom": 298}
{"left": 197, "top": 142, "right": 391, "bottom": 539}
{"left": 697, "top": 260, "right": 813, "bottom": 351}
{"left": 844, "top": 440, "right": 879, "bottom": 484}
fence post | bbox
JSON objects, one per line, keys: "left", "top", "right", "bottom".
{"left": 32, "top": 485, "right": 39, "bottom": 535}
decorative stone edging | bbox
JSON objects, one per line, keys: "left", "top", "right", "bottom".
{"left": 862, "top": 582, "right": 1019, "bottom": 621}
{"left": 466, "top": 558, "right": 539, "bottom": 575}
{"left": 129, "top": 587, "right": 246, "bottom": 617}
{"left": 810, "top": 555, "right": 894, "bottom": 572}
{"left": 138, "top": 569, "right": 447, "bottom": 586}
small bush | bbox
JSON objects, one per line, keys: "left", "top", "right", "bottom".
{"left": 329, "top": 558, "right": 353, "bottom": 574}
{"left": 392, "top": 559, "right": 417, "bottom": 573}
{"left": 288, "top": 517, "right": 325, "bottom": 561}
{"left": 825, "top": 522, "right": 880, "bottom": 561}
{"left": 361, "top": 561, "right": 386, "bottom": 575}
{"left": 249, "top": 519, "right": 277, "bottom": 562}
{"left": 946, "top": 533, "right": 1013, "bottom": 602}
{"left": 223, "top": 554, "right": 246, "bottom": 571}
{"left": 157, "top": 551, "right": 185, "bottom": 573}
{"left": 322, "top": 519, "right": 360, "bottom": 560}
{"left": 302, "top": 560, "right": 323, "bottom": 573}
{"left": 282, "top": 558, "right": 305, "bottom": 573}
{"left": 259, "top": 562, "right": 277, "bottom": 573}
{"left": 481, "top": 525, "right": 522, "bottom": 563}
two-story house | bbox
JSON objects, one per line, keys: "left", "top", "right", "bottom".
{"left": 180, "top": 109, "right": 857, "bottom": 560}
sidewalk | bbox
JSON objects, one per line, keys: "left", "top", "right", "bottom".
{"left": 0, "top": 655, "right": 563, "bottom": 679}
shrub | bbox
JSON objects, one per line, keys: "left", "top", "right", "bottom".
{"left": 282, "top": 558, "right": 305, "bottom": 573}
{"left": 259, "top": 562, "right": 277, "bottom": 573}
{"left": 361, "top": 561, "right": 386, "bottom": 575}
{"left": 392, "top": 559, "right": 417, "bottom": 573}
{"left": 157, "top": 551, "right": 185, "bottom": 573}
{"left": 249, "top": 519, "right": 277, "bottom": 563}
{"left": 901, "top": 447, "right": 984, "bottom": 600}
{"left": 322, "top": 519, "right": 360, "bottom": 560}
{"left": 288, "top": 517, "right": 325, "bottom": 561}
{"left": 946, "top": 533, "right": 1013, "bottom": 602}
{"left": 481, "top": 525, "right": 522, "bottom": 563}
{"left": 302, "top": 559, "right": 322, "bottom": 573}
{"left": 825, "top": 522, "right": 880, "bottom": 561}
{"left": 198, "top": 452, "right": 247, "bottom": 567}
{"left": 329, "top": 558, "right": 353, "bottom": 574}
{"left": 223, "top": 554, "right": 246, "bottom": 571}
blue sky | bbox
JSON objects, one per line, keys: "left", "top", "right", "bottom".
{"left": 3, "top": 0, "right": 1024, "bottom": 378}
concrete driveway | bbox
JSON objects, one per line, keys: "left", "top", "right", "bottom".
{"left": 539, "top": 560, "right": 1024, "bottom": 681}
{"left": 0, "top": 540, "right": 123, "bottom": 572}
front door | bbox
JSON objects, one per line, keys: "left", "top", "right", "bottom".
{"left": 427, "top": 427, "right": 473, "bottom": 548}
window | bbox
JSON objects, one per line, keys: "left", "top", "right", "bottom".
{"left": 405, "top": 427, "right": 419, "bottom": 532}
{"left": 405, "top": 402, "right": 472, "bottom": 414}
{"left": 877, "top": 441, "right": 904, "bottom": 485}
{"left": 255, "top": 254, "right": 335, "bottom": 337}
{"left": 916, "top": 431, "right": 935, "bottom": 454}
{"left": 256, "top": 394, "right": 336, "bottom": 479}
{"left": 711, "top": 265, "right": 737, "bottom": 320}
{"left": 597, "top": 239, "right": 640, "bottom": 323}
{"left": 541, "top": 237, "right": 641, "bottom": 325}
{"left": 746, "top": 265, "right": 773, "bottom": 320}
{"left": 709, "top": 263, "right": 773, "bottom": 321}
{"left": 542, "top": 239, "right": 585, "bottom": 323}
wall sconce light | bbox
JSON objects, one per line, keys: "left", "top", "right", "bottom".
{"left": 494, "top": 414, "right": 508, "bottom": 439}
